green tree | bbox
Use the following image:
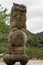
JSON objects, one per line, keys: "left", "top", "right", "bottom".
{"left": 0, "top": 5, "right": 9, "bottom": 53}
{"left": 0, "top": 4, "right": 9, "bottom": 33}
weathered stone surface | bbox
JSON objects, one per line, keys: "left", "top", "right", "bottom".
{"left": 10, "top": 3, "right": 26, "bottom": 29}
{"left": 9, "top": 46, "right": 24, "bottom": 54}
{"left": 3, "top": 3, "right": 29, "bottom": 65}
{"left": 8, "top": 30, "right": 27, "bottom": 47}
{"left": 3, "top": 54, "right": 29, "bottom": 65}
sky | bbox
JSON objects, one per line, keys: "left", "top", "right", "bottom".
{"left": 0, "top": 0, "right": 43, "bottom": 33}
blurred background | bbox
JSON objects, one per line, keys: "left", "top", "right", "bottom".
{"left": 0, "top": 0, "right": 43, "bottom": 59}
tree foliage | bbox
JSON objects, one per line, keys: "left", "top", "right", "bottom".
{"left": 0, "top": 4, "right": 9, "bottom": 32}
{"left": 0, "top": 5, "right": 9, "bottom": 53}
{"left": 26, "top": 30, "right": 43, "bottom": 48}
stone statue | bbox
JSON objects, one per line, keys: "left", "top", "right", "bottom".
{"left": 3, "top": 3, "right": 29, "bottom": 65}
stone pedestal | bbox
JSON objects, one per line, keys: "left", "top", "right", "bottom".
{"left": 3, "top": 3, "right": 29, "bottom": 65}
{"left": 4, "top": 54, "right": 29, "bottom": 65}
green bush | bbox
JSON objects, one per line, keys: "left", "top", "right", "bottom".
{"left": 25, "top": 47, "right": 43, "bottom": 59}
{"left": 0, "top": 42, "right": 9, "bottom": 53}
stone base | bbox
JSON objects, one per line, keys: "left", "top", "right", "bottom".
{"left": 3, "top": 54, "right": 29, "bottom": 65}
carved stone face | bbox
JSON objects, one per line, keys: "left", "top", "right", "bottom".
{"left": 13, "top": 10, "right": 26, "bottom": 22}
{"left": 10, "top": 3, "right": 26, "bottom": 29}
